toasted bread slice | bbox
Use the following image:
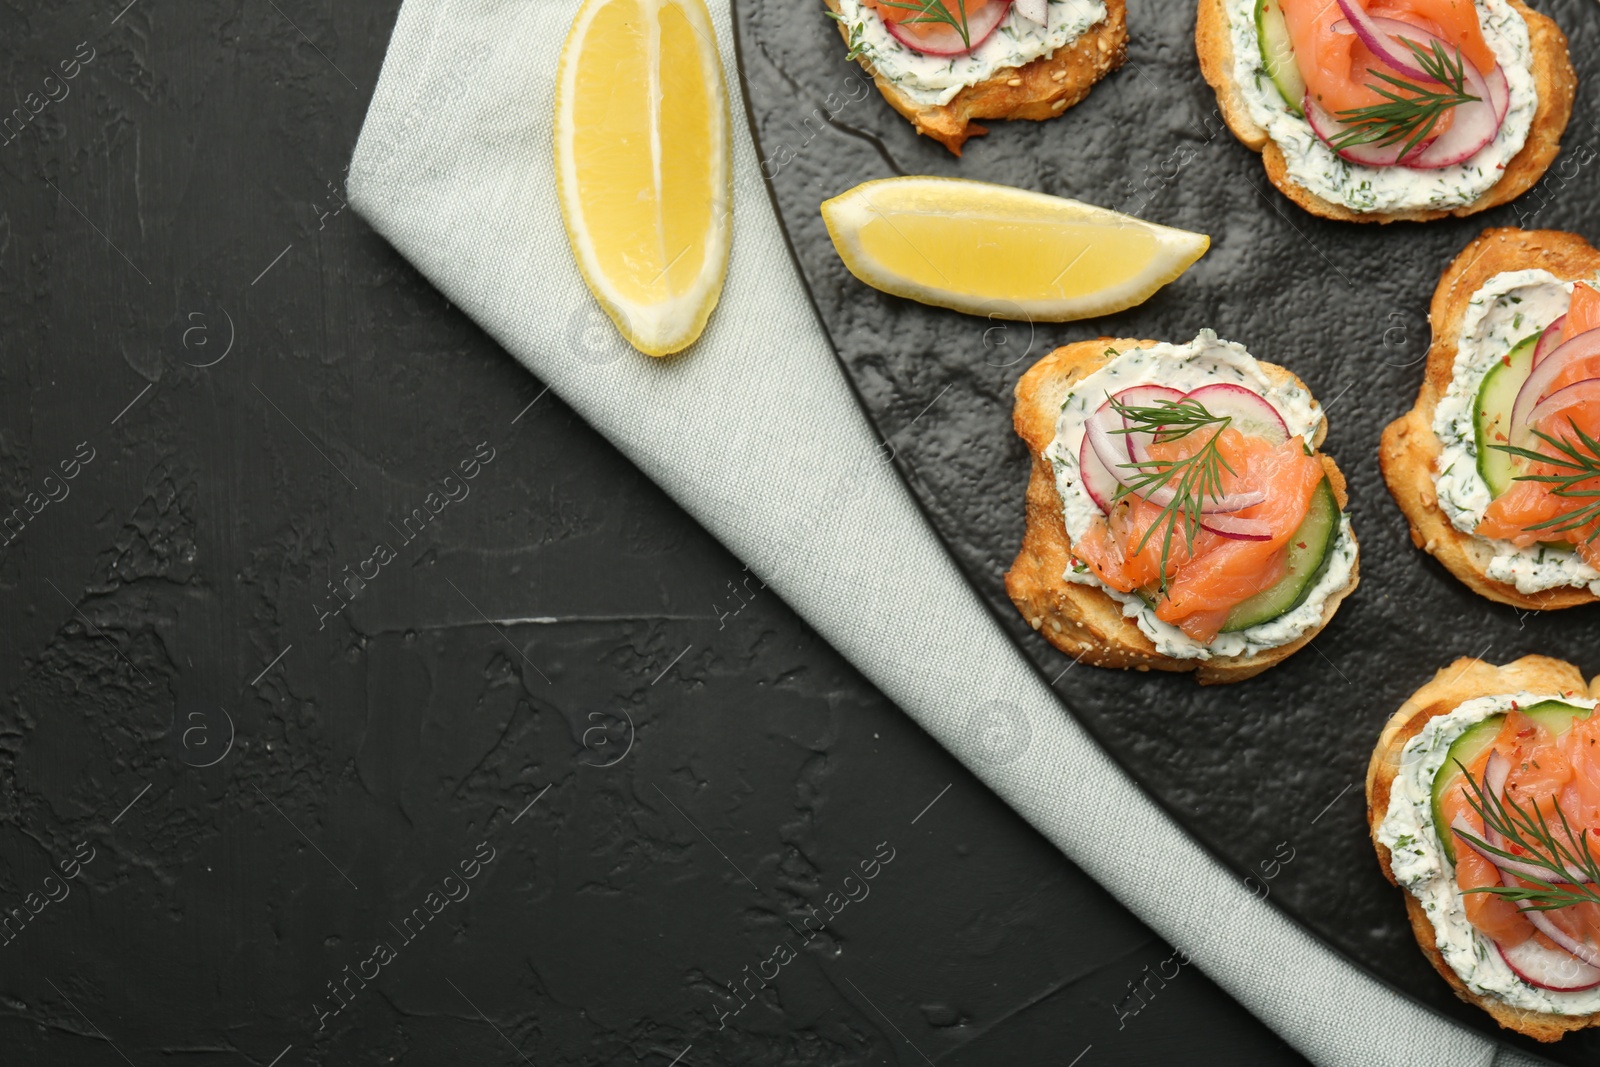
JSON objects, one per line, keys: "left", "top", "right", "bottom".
{"left": 1367, "top": 654, "right": 1600, "bottom": 1042}
{"left": 825, "top": 1, "right": 1127, "bottom": 155}
{"left": 1004, "top": 338, "right": 1358, "bottom": 685}
{"left": 1381, "top": 227, "right": 1600, "bottom": 610}
{"left": 1195, "top": 0, "right": 1575, "bottom": 223}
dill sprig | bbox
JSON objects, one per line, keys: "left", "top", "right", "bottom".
{"left": 1330, "top": 38, "right": 1480, "bottom": 161}
{"left": 1453, "top": 758, "right": 1600, "bottom": 912}
{"left": 1107, "top": 396, "right": 1236, "bottom": 595}
{"left": 872, "top": 0, "right": 972, "bottom": 48}
{"left": 1491, "top": 418, "right": 1600, "bottom": 543}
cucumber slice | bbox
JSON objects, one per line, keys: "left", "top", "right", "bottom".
{"left": 1429, "top": 716, "right": 1503, "bottom": 864}
{"left": 1523, "top": 699, "right": 1593, "bottom": 735}
{"left": 1220, "top": 476, "right": 1340, "bottom": 632}
{"left": 1256, "top": 0, "right": 1305, "bottom": 116}
{"left": 1474, "top": 332, "right": 1539, "bottom": 499}
{"left": 1428, "top": 700, "right": 1592, "bottom": 863}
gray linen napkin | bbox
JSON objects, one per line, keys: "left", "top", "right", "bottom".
{"left": 346, "top": 1, "right": 1545, "bottom": 1063}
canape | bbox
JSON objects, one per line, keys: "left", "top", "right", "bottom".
{"left": 1006, "top": 331, "right": 1359, "bottom": 684}
{"left": 1197, "top": 0, "right": 1574, "bottom": 222}
{"left": 1371, "top": 655, "right": 1600, "bottom": 1041}
{"left": 825, "top": 0, "right": 1127, "bottom": 154}
{"left": 1383, "top": 228, "right": 1600, "bottom": 609}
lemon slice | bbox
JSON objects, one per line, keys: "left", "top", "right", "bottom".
{"left": 820, "top": 177, "right": 1210, "bottom": 322}
{"left": 555, "top": 0, "right": 731, "bottom": 357}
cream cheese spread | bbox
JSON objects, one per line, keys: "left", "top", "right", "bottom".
{"left": 1043, "top": 331, "right": 1356, "bottom": 660}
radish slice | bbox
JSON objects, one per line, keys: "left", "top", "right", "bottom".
{"left": 1511, "top": 328, "right": 1600, "bottom": 450}
{"left": 1013, "top": 0, "right": 1046, "bottom": 26}
{"left": 1498, "top": 936, "right": 1600, "bottom": 991}
{"left": 1533, "top": 315, "right": 1569, "bottom": 368}
{"left": 1526, "top": 378, "right": 1600, "bottom": 433}
{"left": 1078, "top": 433, "right": 1120, "bottom": 515}
{"left": 1486, "top": 63, "right": 1509, "bottom": 124}
{"left": 1406, "top": 62, "right": 1499, "bottom": 167}
{"left": 1304, "top": 95, "right": 1428, "bottom": 167}
{"left": 882, "top": 0, "right": 1012, "bottom": 57}
{"left": 1182, "top": 383, "right": 1290, "bottom": 445}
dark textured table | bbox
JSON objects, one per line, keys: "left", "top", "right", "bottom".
{"left": 0, "top": 2, "right": 1312, "bottom": 1063}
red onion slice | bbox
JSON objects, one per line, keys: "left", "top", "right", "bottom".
{"left": 882, "top": 0, "right": 1012, "bottom": 56}
{"left": 1144, "top": 486, "right": 1268, "bottom": 514}
{"left": 1456, "top": 753, "right": 1596, "bottom": 883}
{"left": 1533, "top": 315, "right": 1569, "bottom": 368}
{"left": 1332, "top": 0, "right": 1433, "bottom": 82}
{"left": 1182, "top": 383, "right": 1290, "bottom": 445}
{"left": 1485, "top": 748, "right": 1510, "bottom": 794}
{"left": 1498, "top": 936, "right": 1600, "bottom": 991}
{"left": 1086, "top": 401, "right": 1133, "bottom": 476}
{"left": 1454, "top": 816, "right": 1591, "bottom": 885}
{"left": 1525, "top": 378, "right": 1600, "bottom": 434}
{"left": 1199, "top": 513, "right": 1274, "bottom": 541}
{"left": 1511, "top": 328, "right": 1600, "bottom": 449}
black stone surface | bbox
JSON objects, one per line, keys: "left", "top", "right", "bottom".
{"left": 731, "top": 0, "right": 1596, "bottom": 1059}
{"left": 0, "top": 1, "right": 1312, "bottom": 1064}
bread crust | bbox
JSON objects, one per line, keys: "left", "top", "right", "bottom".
{"left": 1367, "top": 655, "right": 1600, "bottom": 1042}
{"left": 1195, "top": 0, "right": 1576, "bottom": 223}
{"left": 1004, "top": 338, "right": 1359, "bottom": 685}
{"left": 825, "top": 1, "right": 1128, "bottom": 155}
{"left": 1381, "top": 227, "right": 1600, "bottom": 610}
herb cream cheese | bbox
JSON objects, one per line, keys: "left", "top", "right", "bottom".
{"left": 1043, "top": 331, "right": 1356, "bottom": 660}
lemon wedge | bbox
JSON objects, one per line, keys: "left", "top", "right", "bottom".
{"left": 555, "top": 0, "right": 731, "bottom": 357}
{"left": 820, "top": 177, "right": 1210, "bottom": 322}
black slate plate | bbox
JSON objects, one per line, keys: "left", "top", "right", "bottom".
{"left": 731, "top": 0, "right": 1600, "bottom": 1059}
